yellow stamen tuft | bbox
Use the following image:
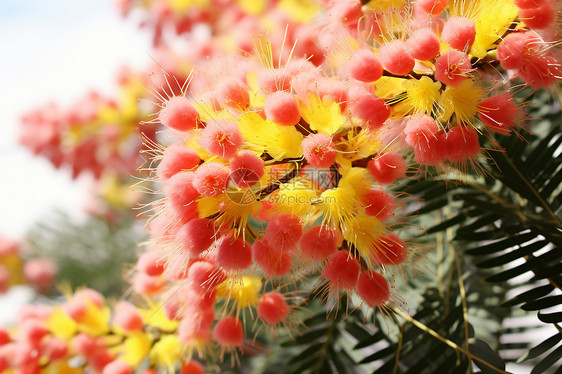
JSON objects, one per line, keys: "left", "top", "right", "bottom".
{"left": 340, "top": 167, "right": 374, "bottom": 198}
{"left": 404, "top": 76, "right": 442, "bottom": 115}
{"left": 335, "top": 129, "right": 382, "bottom": 172}
{"left": 217, "top": 275, "right": 263, "bottom": 309}
{"left": 299, "top": 93, "right": 347, "bottom": 135}
{"left": 236, "top": 0, "right": 266, "bottom": 14}
{"left": 320, "top": 184, "right": 358, "bottom": 228}
{"left": 236, "top": 112, "right": 303, "bottom": 160}
{"left": 278, "top": 0, "right": 323, "bottom": 23}
{"left": 168, "top": 0, "right": 209, "bottom": 13}
{"left": 139, "top": 301, "right": 179, "bottom": 332}
{"left": 274, "top": 180, "right": 316, "bottom": 217}
{"left": 341, "top": 215, "right": 386, "bottom": 260}
{"left": 438, "top": 79, "right": 483, "bottom": 126}
{"left": 364, "top": 0, "right": 406, "bottom": 12}
{"left": 45, "top": 307, "right": 77, "bottom": 339}
{"left": 121, "top": 331, "right": 152, "bottom": 366}
{"left": 449, "top": 0, "right": 518, "bottom": 58}
{"left": 150, "top": 334, "right": 184, "bottom": 371}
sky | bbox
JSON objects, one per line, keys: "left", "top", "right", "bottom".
{"left": 0, "top": 0, "right": 152, "bottom": 237}
{"left": 0, "top": 0, "right": 154, "bottom": 323}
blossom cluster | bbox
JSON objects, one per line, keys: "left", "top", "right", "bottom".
{"left": 116, "top": 0, "right": 324, "bottom": 47}
{"left": 0, "top": 236, "right": 57, "bottom": 295}
{"left": 135, "top": 0, "right": 560, "bottom": 369}
{"left": 5, "top": 0, "right": 561, "bottom": 373}
{"left": 20, "top": 67, "right": 156, "bottom": 180}
{"left": 18, "top": 67, "right": 163, "bottom": 215}
{"left": 0, "top": 287, "right": 207, "bottom": 374}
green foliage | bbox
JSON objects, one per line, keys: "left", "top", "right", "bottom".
{"left": 25, "top": 211, "right": 142, "bottom": 297}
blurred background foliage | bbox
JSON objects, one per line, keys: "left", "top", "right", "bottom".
{"left": 25, "top": 212, "right": 144, "bottom": 297}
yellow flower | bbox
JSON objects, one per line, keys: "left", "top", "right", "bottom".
{"left": 197, "top": 195, "right": 225, "bottom": 218}
{"left": 198, "top": 194, "right": 262, "bottom": 239}
{"left": 246, "top": 72, "right": 266, "bottom": 108}
{"left": 121, "top": 331, "right": 152, "bottom": 366}
{"left": 335, "top": 129, "right": 381, "bottom": 173}
{"left": 150, "top": 334, "right": 183, "bottom": 370}
{"left": 237, "top": 112, "right": 268, "bottom": 154}
{"left": 471, "top": 0, "right": 517, "bottom": 58}
{"left": 46, "top": 307, "right": 77, "bottom": 339}
{"left": 96, "top": 105, "right": 120, "bottom": 127}
{"left": 339, "top": 168, "right": 373, "bottom": 198}
{"left": 185, "top": 133, "right": 214, "bottom": 161}
{"left": 278, "top": 0, "right": 322, "bottom": 23}
{"left": 299, "top": 93, "right": 347, "bottom": 135}
{"left": 119, "top": 79, "right": 145, "bottom": 122}
{"left": 43, "top": 361, "right": 83, "bottom": 374}
{"left": 374, "top": 77, "right": 407, "bottom": 99}
{"left": 449, "top": 0, "right": 518, "bottom": 58}
{"left": 216, "top": 275, "right": 263, "bottom": 309}
{"left": 168, "top": 0, "right": 209, "bottom": 14}
{"left": 263, "top": 125, "right": 304, "bottom": 160}
{"left": 140, "top": 301, "right": 179, "bottom": 332}
{"left": 364, "top": 0, "right": 406, "bottom": 11}
{"left": 99, "top": 173, "right": 137, "bottom": 210}
{"left": 341, "top": 215, "right": 386, "bottom": 260}
{"left": 236, "top": 0, "right": 266, "bottom": 14}
{"left": 236, "top": 112, "right": 303, "bottom": 159}
{"left": 274, "top": 180, "right": 316, "bottom": 217}
{"left": 76, "top": 301, "right": 111, "bottom": 337}
{"left": 0, "top": 253, "right": 24, "bottom": 286}
{"left": 403, "top": 77, "right": 442, "bottom": 115}
{"left": 437, "top": 79, "right": 484, "bottom": 126}
{"left": 320, "top": 184, "right": 358, "bottom": 228}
